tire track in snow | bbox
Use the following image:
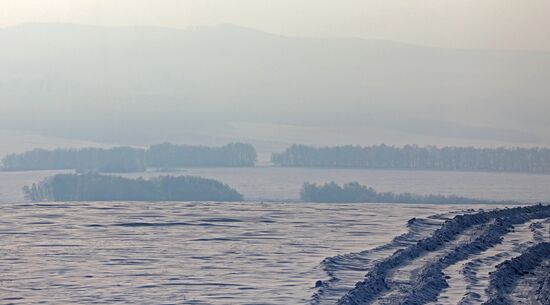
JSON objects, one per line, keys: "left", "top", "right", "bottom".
{"left": 311, "top": 215, "right": 448, "bottom": 305}
{"left": 334, "top": 204, "right": 550, "bottom": 305}
{"left": 433, "top": 219, "right": 547, "bottom": 305}
{"left": 509, "top": 259, "right": 550, "bottom": 305}
{"left": 508, "top": 220, "right": 550, "bottom": 305}
{"left": 373, "top": 223, "right": 488, "bottom": 305}
{"left": 482, "top": 242, "right": 550, "bottom": 305}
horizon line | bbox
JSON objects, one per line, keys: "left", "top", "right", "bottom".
{"left": 2, "top": 21, "right": 549, "bottom": 54}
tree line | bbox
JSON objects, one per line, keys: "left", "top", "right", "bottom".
{"left": 23, "top": 174, "right": 243, "bottom": 202}
{"left": 300, "top": 182, "right": 513, "bottom": 204}
{"left": 2, "top": 142, "right": 257, "bottom": 172}
{"left": 21, "top": 174, "right": 521, "bottom": 204}
{"left": 5, "top": 142, "right": 550, "bottom": 174}
{"left": 272, "top": 144, "right": 550, "bottom": 173}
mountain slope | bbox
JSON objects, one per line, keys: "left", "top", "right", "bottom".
{"left": 1, "top": 23, "right": 549, "bottom": 146}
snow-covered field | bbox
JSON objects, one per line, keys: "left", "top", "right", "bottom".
{"left": 1, "top": 167, "right": 549, "bottom": 304}
{"left": 1, "top": 201, "right": 548, "bottom": 304}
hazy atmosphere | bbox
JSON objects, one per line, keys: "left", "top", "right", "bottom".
{"left": 2, "top": 1, "right": 550, "bottom": 154}
{"left": 1, "top": 1, "right": 550, "bottom": 305}
{"left": 2, "top": 0, "right": 550, "bottom": 51}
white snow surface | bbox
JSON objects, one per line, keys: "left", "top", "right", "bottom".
{"left": 326, "top": 204, "right": 550, "bottom": 305}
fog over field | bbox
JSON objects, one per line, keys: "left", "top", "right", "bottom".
{"left": 1, "top": 22, "right": 549, "bottom": 150}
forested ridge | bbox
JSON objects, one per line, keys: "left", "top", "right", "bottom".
{"left": 1, "top": 143, "right": 257, "bottom": 172}
{"left": 272, "top": 144, "right": 550, "bottom": 173}
{"left": 23, "top": 174, "right": 243, "bottom": 202}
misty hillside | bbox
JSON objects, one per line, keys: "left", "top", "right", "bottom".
{"left": 1, "top": 23, "right": 549, "bottom": 147}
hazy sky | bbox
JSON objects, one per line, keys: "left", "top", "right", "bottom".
{"left": 1, "top": 0, "right": 549, "bottom": 51}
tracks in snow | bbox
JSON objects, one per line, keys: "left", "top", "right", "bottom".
{"left": 311, "top": 216, "right": 449, "bottom": 305}
{"left": 435, "top": 219, "right": 549, "bottom": 305}
{"left": 483, "top": 241, "right": 550, "bottom": 305}
{"left": 311, "top": 204, "right": 550, "bottom": 305}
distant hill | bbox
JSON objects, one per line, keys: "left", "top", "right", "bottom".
{"left": 1, "top": 23, "right": 549, "bottom": 146}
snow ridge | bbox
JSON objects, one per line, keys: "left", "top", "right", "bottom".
{"left": 332, "top": 204, "right": 550, "bottom": 305}
{"left": 311, "top": 216, "right": 447, "bottom": 305}
{"left": 482, "top": 242, "right": 550, "bottom": 305}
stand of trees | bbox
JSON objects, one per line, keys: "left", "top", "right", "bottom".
{"left": 2, "top": 143, "right": 257, "bottom": 172}
{"left": 300, "top": 182, "right": 513, "bottom": 204}
{"left": 146, "top": 142, "right": 257, "bottom": 168}
{"left": 23, "top": 174, "right": 243, "bottom": 202}
{"left": 2, "top": 147, "right": 147, "bottom": 173}
{"left": 272, "top": 144, "right": 550, "bottom": 174}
